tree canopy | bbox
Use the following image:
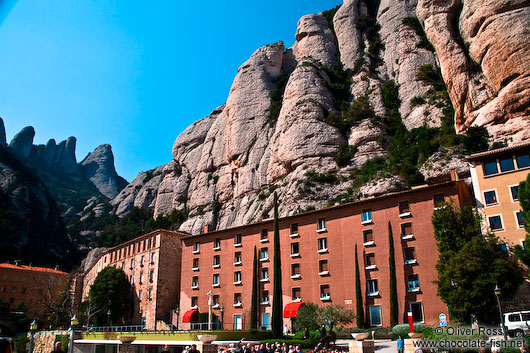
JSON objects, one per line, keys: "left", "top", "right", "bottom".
{"left": 513, "top": 173, "right": 530, "bottom": 267}
{"left": 433, "top": 202, "right": 523, "bottom": 324}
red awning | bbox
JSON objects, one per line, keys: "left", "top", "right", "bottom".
{"left": 182, "top": 309, "right": 199, "bottom": 323}
{"left": 284, "top": 302, "right": 304, "bottom": 318}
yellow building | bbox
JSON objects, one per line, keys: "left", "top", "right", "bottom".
{"left": 468, "top": 142, "right": 530, "bottom": 248}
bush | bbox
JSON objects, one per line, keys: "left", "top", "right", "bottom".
{"left": 334, "top": 144, "right": 358, "bottom": 167}
{"left": 410, "top": 96, "right": 426, "bottom": 107}
{"left": 392, "top": 323, "right": 425, "bottom": 337}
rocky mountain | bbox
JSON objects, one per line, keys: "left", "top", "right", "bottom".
{"left": 111, "top": 0, "right": 529, "bottom": 235}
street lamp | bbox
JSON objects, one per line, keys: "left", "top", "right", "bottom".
{"left": 69, "top": 315, "right": 78, "bottom": 353}
{"left": 174, "top": 307, "right": 180, "bottom": 331}
{"left": 494, "top": 284, "right": 507, "bottom": 340}
{"left": 28, "top": 320, "right": 38, "bottom": 353}
{"left": 107, "top": 309, "right": 111, "bottom": 327}
{"left": 219, "top": 305, "right": 224, "bottom": 330}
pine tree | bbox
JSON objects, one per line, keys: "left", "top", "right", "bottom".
{"left": 354, "top": 243, "right": 364, "bottom": 328}
{"left": 250, "top": 246, "right": 259, "bottom": 329}
{"left": 271, "top": 192, "right": 283, "bottom": 337}
{"left": 388, "top": 221, "right": 398, "bottom": 327}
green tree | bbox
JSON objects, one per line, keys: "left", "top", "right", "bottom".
{"left": 513, "top": 173, "right": 530, "bottom": 267}
{"left": 317, "top": 304, "right": 355, "bottom": 331}
{"left": 463, "top": 126, "right": 490, "bottom": 153}
{"left": 86, "top": 267, "right": 131, "bottom": 325}
{"left": 271, "top": 192, "right": 283, "bottom": 337}
{"left": 292, "top": 303, "right": 319, "bottom": 332}
{"left": 250, "top": 246, "right": 259, "bottom": 329}
{"left": 354, "top": 244, "right": 364, "bottom": 328}
{"left": 433, "top": 203, "right": 523, "bottom": 323}
{"left": 388, "top": 221, "right": 398, "bottom": 326}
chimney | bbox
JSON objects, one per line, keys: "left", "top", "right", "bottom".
{"left": 204, "top": 224, "right": 211, "bottom": 233}
{"left": 450, "top": 169, "right": 458, "bottom": 181}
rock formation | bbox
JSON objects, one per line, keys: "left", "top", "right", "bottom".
{"left": 9, "top": 126, "right": 35, "bottom": 158}
{"left": 0, "top": 118, "right": 6, "bottom": 148}
{"left": 79, "top": 144, "right": 128, "bottom": 199}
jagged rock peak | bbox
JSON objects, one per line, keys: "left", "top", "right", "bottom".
{"left": 0, "top": 118, "right": 6, "bottom": 148}
{"left": 80, "top": 144, "right": 128, "bottom": 199}
{"left": 9, "top": 126, "right": 35, "bottom": 158}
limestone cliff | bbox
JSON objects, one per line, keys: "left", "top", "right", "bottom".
{"left": 111, "top": 0, "right": 529, "bottom": 234}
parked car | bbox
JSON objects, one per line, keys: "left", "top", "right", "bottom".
{"left": 504, "top": 310, "right": 530, "bottom": 337}
{"left": 0, "top": 338, "right": 15, "bottom": 353}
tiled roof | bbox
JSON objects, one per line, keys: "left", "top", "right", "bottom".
{"left": 467, "top": 141, "right": 530, "bottom": 160}
{"left": 0, "top": 263, "right": 68, "bottom": 275}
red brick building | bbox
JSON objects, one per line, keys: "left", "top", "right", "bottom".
{"left": 77, "top": 230, "right": 186, "bottom": 329}
{"left": 0, "top": 262, "right": 69, "bottom": 323}
{"left": 178, "top": 180, "right": 472, "bottom": 330}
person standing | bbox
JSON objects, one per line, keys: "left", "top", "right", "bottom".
{"left": 397, "top": 335, "right": 404, "bottom": 353}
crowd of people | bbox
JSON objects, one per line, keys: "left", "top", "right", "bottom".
{"left": 217, "top": 342, "right": 303, "bottom": 353}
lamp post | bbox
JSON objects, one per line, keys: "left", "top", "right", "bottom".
{"left": 107, "top": 309, "right": 111, "bottom": 327}
{"left": 28, "top": 320, "right": 38, "bottom": 353}
{"left": 219, "top": 305, "right": 224, "bottom": 330}
{"left": 175, "top": 307, "right": 180, "bottom": 331}
{"left": 494, "top": 284, "right": 507, "bottom": 340}
{"left": 69, "top": 315, "right": 78, "bottom": 353}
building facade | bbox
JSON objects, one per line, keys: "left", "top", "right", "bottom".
{"left": 468, "top": 142, "right": 530, "bottom": 247}
{"left": 178, "top": 180, "right": 472, "bottom": 330}
{"left": 0, "top": 262, "right": 69, "bottom": 323}
{"left": 77, "top": 230, "right": 186, "bottom": 329}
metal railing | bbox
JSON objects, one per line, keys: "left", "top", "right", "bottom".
{"left": 82, "top": 325, "right": 146, "bottom": 332}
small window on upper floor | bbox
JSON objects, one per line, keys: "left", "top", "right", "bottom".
{"left": 404, "top": 247, "right": 417, "bottom": 264}
{"left": 260, "top": 229, "right": 268, "bottom": 242}
{"left": 484, "top": 190, "right": 498, "bottom": 206}
{"left": 214, "top": 238, "right": 221, "bottom": 250}
{"left": 516, "top": 154, "right": 530, "bottom": 169}
{"left": 291, "top": 263, "right": 301, "bottom": 278}
{"left": 483, "top": 160, "right": 499, "bottom": 176}
{"left": 317, "top": 218, "right": 326, "bottom": 232}
{"left": 488, "top": 215, "right": 503, "bottom": 231}
{"left": 234, "top": 252, "right": 242, "bottom": 265}
{"left": 510, "top": 186, "right": 519, "bottom": 201}
{"left": 500, "top": 157, "right": 515, "bottom": 172}
{"left": 367, "top": 279, "right": 378, "bottom": 295}
{"left": 291, "top": 242, "right": 300, "bottom": 257}
{"left": 290, "top": 223, "right": 298, "bottom": 235}
{"left": 516, "top": 211, "right": 524, "bottom": 228}
{"left": 192, "top": 258, "right": 199, "bottom": 270}
{"left": 399, "top": 201, "right": 410, "bottom": 216}
{"left": 317, "top": 238, "right": 328, "bottom": 253}
{"left": 260, "top": 247, "right": 269, "bottom": 261}
{"left": 401, "top": 223, "right": 413, "bottom": 239}
{"left": 213, "top": 255, "right": 220, "bottom": 267}
{"left": 434, "top": 193, "right": 445, "bottom": 207}
{"left": 362, "top": 209, "right": 372, "bottom": 224}
{"left": 363, "top": 229, "right": 374, "bottom": 245}
{"left": 234, "top": 234, "right": 242, "bottom": 247}
{"left": 292, "top": 287, "right": 301, "bottom": 301}
{"left": 193, "top": 242, "right": 200, "bottom": 254}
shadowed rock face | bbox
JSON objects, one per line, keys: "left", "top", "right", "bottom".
{"left": 417, "top": 0, "right": 530, "bottom": 143}
{"left": 0, "top": 118, "right": 6, "bottom": 148}
{"left": 79, "top": 144, "right": 128, "bottom": 199}
{"left": 9, "top": 126, "right": 35, "bottom": 158}
{"left": 112, "top": 0, "right": 529, "bottom": 234}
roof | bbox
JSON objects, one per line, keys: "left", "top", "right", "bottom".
{"left": 0, "top": 263, "right": 68, "bottom": 275}
{"left": 105, "top": 229, "right": 188, "bottom": 253}
{"left": 467, "top": 141, "right": 530, "bottom": 161}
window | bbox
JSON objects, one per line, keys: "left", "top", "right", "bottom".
{"left": 500, "top": 157, "right": 515, "bottom": 172}
{"left": 261, "top": 290, "right": 269, "bottom": 304}
{"left": 214, "top": 238, "right": 221, "bottom": 250}
{"left": 260, "top": 247, "right": 269, "bottom": 261}
{"left": 484, "top": 190, "right": 498, "bottom": 206}
{"left": 291, "top": 263, "right": 301, "bottom": 278}
{"left": 369, "top": 306, "right": 382, "bottom": 326}
{"left": 234, "top": 252, "right": 242, "bottom": 265}
{"left": 399, "top": 201, "right": 410, "bottom": 216}
{"left": 433, "top": 193, "right": 445, "bottom": 206}
{"left": 516, "top": 154, "right": 530, "bottom": 169}
{"left": 148, "top": 288, "right": 153, "bottom": 300}
{"left": 319, "top": 259, "right": 329, "bottom": 275}
{"left": 139, "top": 272, "right": 144, "bottom": 284}
{"left": 234, "top": 271, "right": 242, "bottom": 284}
{"left": 138, "top": 290, "right": 143, "bottom": 301}
{"left": 363, "top": 230, "right": 374, "bottom": 245}
{"left": 213, "top": 295, "right": 220, "bottom": 307}
{"left": 191, "top": 296, "right": 198, "bottom": 308}
{"left": 21, "top": 287, "right": 26, "bottom": 294}
{"left": 291, "top": 242, "right": 300, "bottom": 257}
{"left": 488, "top": 215, "right": 503, "bottom": 231}
{"left": 368, "top": 279, "right": 378, "bottom": 295}
{"left": 408, "top": 274, "right": 420, "bottom": 292}
{"left": 122, "top": 262, "right": 125, "bottom": 270}
{"left": 317, "top": 218, "right": 326, "bottom": 232}
{"left": 516, "top": 211, "right": 524, "bottom": 228}
{"left": 151, "top": 252, "right": 155, "bottom": 263}
{"left": 508, "top": 313, "right": 521, "bottom": 322}
{"left": 410, "top": 302, "right": 424, "bottom": 323}
{"left": 365, "top": 253, "right": 376, "bottom": 269}
{"left": 149, "top": 270, "right": 154, "bottom": 282}
{"left": 192, "top": 276, "right": 199, "bottom": 288}
{"left": 130, "top": 258, "right": 135, "bottom": 269}
{"left": 318, "top": 238, "right": 328, "bottom": 253}
{"left": 292, "top": 287, "right": 301, "bottom": 301}
{"left": 213, "top": 274, "right": 220, "bottom": 287}
{"left": 140, "top": 255, "right": 145, "bottom": 267}
{"left": 261, "top": 268, "right": 269, "bottom": 281}
{"left": 234, "top": 293, "right": 242, "bottom": 306}
{"left": 401, "top": 223, "right": 413, "bottom": 239}
{"left": 130, "top": 275, "right": 134, "bottom": 285}
{"left": 362, "top": 209, "right": 373, "bottom": 223}
{"left": 511, "top": 185, "right": 519, "bottom": 201}
{"left": 260, "top": 229, "right": 268, "bottom": 242}
{"left": 193, "top": 242, "right": 200, "bottom": 253}
{"left": 213, "top": 255, "right": 220, "bottom": 267}
{"left": 404, "top": 247, "right": 417, "bottom": 264}
{"left": 290, "top": 223, "right": 299, "bottom": 236}
{"left": 320, "top": 284, "right": 331, "bottom": 300}
{"left": 234, "top": 314, "right": 242, "bottom": 329}
{"left": 234, "top": 234, "right": 242, "bottom": 247}
{"left": 483, "top": 160, "right": 499, "bottom": 176}
{"left": 193, "top": 258, "right": 199, "bottom": 270}
{"left": 262, "top": 313, "right": 270, "bottom": 330}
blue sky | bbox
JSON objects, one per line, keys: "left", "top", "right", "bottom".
{"left": 0, "top": 0, "right": 341, "bottom": 181}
